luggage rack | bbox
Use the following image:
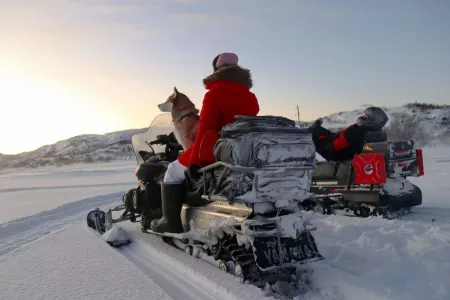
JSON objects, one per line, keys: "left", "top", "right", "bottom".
{"left": 196, "top": 162, "right": 315, "bottom": 204}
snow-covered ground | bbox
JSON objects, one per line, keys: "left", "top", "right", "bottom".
{"left": 1, "top": 148, "right": 449, "bottom": 300}
{"left": 0, "top": 160, "right": 136, "bottom": 223}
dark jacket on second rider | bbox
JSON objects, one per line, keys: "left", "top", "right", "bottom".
{"left": 312, "top": 123, "right": 371, "bottom": 162}
{"left": 177, "top": 65, "right": 260, "bottom": 168}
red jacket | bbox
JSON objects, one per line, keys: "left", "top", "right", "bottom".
{"left": 178, "top": 66, "right": 259, "bottom": 167}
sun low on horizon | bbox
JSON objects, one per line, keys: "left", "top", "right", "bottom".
{"left": 0, "top": 68, "right": 145, "bottom": 155}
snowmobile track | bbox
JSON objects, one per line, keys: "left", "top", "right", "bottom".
{"left": 302, "top": 204, "right": 450, "bottom": 227}
{"left": 117, "top": 225, "right": 272, "bottom": 300}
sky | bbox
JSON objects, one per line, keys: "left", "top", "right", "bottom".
{"left": 0, "top": 0, "right": 449, "bottom": 154}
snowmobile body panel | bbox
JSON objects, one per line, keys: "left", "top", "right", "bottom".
{"left": 180, "top": 201, "right": 251, "bottom": 232}
{"left": 379, "top": 177, "right": 422, "bottom": 208}
{"left": 352, "top": 153, "right": 387, "bottom": 185}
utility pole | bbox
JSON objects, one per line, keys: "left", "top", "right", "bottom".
{"left": 295, "top": 105, "right": 301, "bottom": 127}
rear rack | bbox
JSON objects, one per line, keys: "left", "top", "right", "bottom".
{"left": 196, "top": 162, "right": 314, "bottom": 204}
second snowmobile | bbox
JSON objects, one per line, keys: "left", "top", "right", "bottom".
{"left": 87, "top": 113, "right": 323, "bottom": 288}
{"left": 302, "top": 108, "right": 425, "bottom": 219}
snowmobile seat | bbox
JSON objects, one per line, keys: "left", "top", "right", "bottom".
{"left": 360, "top": 131, "right": 389, "bottom": 157}
{"left": 312, "top": 160, "right": 353, "bottom": 184}
{"left": 364, "top": 131, "right": 387, "bottom": 143}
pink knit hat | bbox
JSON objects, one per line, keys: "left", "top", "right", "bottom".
{"left": 213, "top": 53, "right": 239, "bottom": 71}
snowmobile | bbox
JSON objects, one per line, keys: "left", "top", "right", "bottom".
{"left": 301, "top": 129, "right": 425, "bottom": 219}
{"left": 87, "top": 113, "right": 324, "bottom": 287}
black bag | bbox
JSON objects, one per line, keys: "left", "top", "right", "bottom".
{"left": 122, "top": 181, "right": 162, "bottom": 214}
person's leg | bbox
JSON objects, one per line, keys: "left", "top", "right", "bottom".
{"left": 312, "top": 125, "right": 333, "bottom": 142}
{"left": 310, "top": 126, "right": 338, "bottom": 161}
{"left": 150, "top": 160, "right": 187, "bottom": 233}
{"left": 164, "top": 160, "right": 187, "bottom": 183}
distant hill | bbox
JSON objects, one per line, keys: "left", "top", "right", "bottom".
{"left": 2, "top": 102, "right": 449, "bottom": 169}
{"left": 0, "top": 128, "right": 147, "bottom": 169}
{"left": 299, "top": 103, "right": 450, "bottom": 134}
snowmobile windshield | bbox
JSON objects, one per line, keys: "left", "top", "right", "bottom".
{"left": 131, "top": 113, "right": 174, "bottom": 164}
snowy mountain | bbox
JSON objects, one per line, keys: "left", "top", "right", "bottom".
{"left": 2, "top": 102, "right": 449, "bottom": 169}
{"left": 1, "top": 128, "right": 147, "bottom": 169}
{"left": 0, "top": 153, "right": 14, "bottom": 165}
{"left": 298, "top": 103, "right": 450, "bottom": 145}
{"left": 313, "top": 103, "right": 448, "bottom": 130}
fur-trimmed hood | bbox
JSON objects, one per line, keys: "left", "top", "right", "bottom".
{"left": 203, "top": 65, "right": 253, "bottom": 89}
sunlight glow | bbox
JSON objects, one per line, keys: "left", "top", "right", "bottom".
{"left": 0, "top": 69, "right": 119, "bottom": 154}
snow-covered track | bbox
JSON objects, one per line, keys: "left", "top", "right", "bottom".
{"left": 0, "top": 192, "right": 121, "bottom": 257}
{"left": 120, "top": 240, "right": 221, "bottom": 300}
{"left": 0, "top": 181, "right": 134, "bottom": 194}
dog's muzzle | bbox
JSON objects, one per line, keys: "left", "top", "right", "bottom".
{"left": 158, "top": 102, "right": 173, "bottom": 112}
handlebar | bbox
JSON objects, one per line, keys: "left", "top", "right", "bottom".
{"left": 148, "top": 134, "right": 170, "bottom": 145}
{"left": 147, "top": 133, "right": 183, "bottom": 150}
{"left": 149, "top": 139, "right": 162, "bottom": 145}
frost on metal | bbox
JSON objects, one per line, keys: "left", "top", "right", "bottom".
{"left": 381, "top": 176, "right": 415, "bottom": 196}
{"left": 102, "top": 226, "right": 130, "bottom": 246}
{"left": 213, "top": 115, "right": 316, "bottom": 204}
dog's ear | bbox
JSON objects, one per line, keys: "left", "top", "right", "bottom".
{"left": 173, "top": 87, "right": 179, "bottom": 98}
{"left": 171, "top": 86, "right": 180, "bottom": 105}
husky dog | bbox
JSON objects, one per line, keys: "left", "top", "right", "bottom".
{"left": 158, "top": 87, "right": 199, "bottom": 150}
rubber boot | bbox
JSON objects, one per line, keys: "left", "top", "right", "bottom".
{"left": 150, "top": 183, "right": 184, "bottom": 233}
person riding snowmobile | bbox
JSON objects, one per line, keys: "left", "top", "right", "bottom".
{"left": 150, "top": 52, "right": 260, "bottom": 233}
{"left": 310, "top": 106, "right": 389, "bottom": 161}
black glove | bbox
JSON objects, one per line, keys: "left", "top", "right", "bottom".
{"left": 187, "top": 164, "right": 202, "bottom": 181}
{"left": 309, "top": 118, "right": 323, "bottom": 130}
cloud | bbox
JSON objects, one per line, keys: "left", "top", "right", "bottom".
{"left": 1, "top": 24, "right": 164, "bottom": 49}
{"left": 0, "top": 1, "right": 166, "bottom": 45}
{"left": 166, "top": 0, "right": 359, "bottom": 29}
